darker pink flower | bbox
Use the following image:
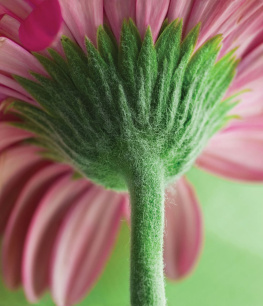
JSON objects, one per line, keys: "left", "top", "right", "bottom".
{"left": 0, "top": 0, "right": 262, "bottom": 305}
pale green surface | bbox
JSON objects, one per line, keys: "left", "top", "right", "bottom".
{"left": 1, "top": 167, "right": 263, "bottom": 305}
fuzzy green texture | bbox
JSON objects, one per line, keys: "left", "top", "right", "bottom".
{"left": 12, "top": 19, "right": 238, "bottom": 191}
{"left": 127, "top": 156, "right": 165, "bottom": 306}
{"left": 10, "top": 19, "right": 239, "bottom": 306}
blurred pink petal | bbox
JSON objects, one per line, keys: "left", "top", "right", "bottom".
{"left": 219, "top": 1, "right": 263, "bottom": 57}
{"left": 59, "top": 0, "right": 103, "bottom": 49}
{"left": 0, "top": 14, "right": 20, "bottom": 43}
{"left": 136, "top": 0, "right": 170, "bottom": 41}
{"left": 19, "top": 0, "right": 63, "bottom": 51}
{"left": 22, "top": 175, "right": 90, "bottom": 302}
{"left": 0, "top": 85, "right": 33, "bottom": 104}
{"left": 2, "top": 164, "right": 69, "bottom": 288}
{"left": 197, "top": 116, "right": 263, "bottom": 181}
{"left": 0, "top": 0, "right": 32, "bottom": 19}
{"left": 164, "top": 177, "right": 203, "bottom": 279}
{"left": 0, "top": 74, "right": 31, "bottom": 97}
{"left": 0, "top": 122, "right": 31, "bottom": 152}
{"left": 186, "top": 0, "right": 246, "bottom": 47}
{"left": 228, "top": 43, "right": 263, "bottom": 118}
{"left": 0, "top": 38, "right": 46, "bottom": 79}
{"left": 0, "top": 146, "right": 46, "bottom": 233}
{"left": 51, "top": 186, "right": 126, "bottom": 306}
{"left": 104, "top": 0, "right": 136, "bottom": 40}
{"left": 167, "top": 0, "right": 194, "bottom": 28}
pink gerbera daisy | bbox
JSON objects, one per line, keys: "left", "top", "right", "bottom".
{"left": 0, "top": 1, "right": 263, "bottom": 305}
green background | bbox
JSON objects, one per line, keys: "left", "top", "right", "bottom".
{"left": 1, "top": 168, "right": 263, "bottom": 305}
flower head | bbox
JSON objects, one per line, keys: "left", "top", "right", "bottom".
{"left": 0, "top": 0, "right": 263, "bottom": 305}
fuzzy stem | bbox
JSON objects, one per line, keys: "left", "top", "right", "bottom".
{"left": 127, "top": 157, "right": 166, "bottom": 306}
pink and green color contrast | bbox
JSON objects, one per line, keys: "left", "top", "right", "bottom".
{"left": 0, "top": 0, "right": 263, "bottom": 305}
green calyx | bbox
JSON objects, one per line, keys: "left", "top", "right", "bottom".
{"left": 12, "top": 19, "right": 238, "bottom": 191}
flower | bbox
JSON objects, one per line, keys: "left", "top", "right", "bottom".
{"left": 0, "top": 0, "right": 263, "bottom": 305}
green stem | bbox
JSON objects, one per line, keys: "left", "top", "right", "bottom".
{"left": 127, "top": 157, "right": 166, "bottom": 306}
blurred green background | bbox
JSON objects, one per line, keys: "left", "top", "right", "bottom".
{"left": 1, "top": 167, "right": 263, "bottom": 306}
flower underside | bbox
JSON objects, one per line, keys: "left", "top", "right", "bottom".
{"left": 10, "top": 19, "right": 238, "bottom": 191}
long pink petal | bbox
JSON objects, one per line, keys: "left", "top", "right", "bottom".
{"left": 0, "top": 73, "right": 31, "bottom": 97}
{"left": 0, "top": 38, "right": 46, "bottom": 78}
{"left": 22, "top": 175, "right": 90, "bottom": 302}
{"left": 197, "top": 117, "right": 263, "bottom": 182}
{"left": 59, "top": 0, "right": 103, "bottom": 49}
{"left": 164, "top": 177, "right": 203, "bottom": 279}
{"left": 227, "top": 43, "right": 263, "bottom": 118}
{"left": 0, "top": 14, "right": 20, "bottom": 43}
{"left": 136, "top": 0, "right": 170, "bottom": 41}
{"left": 0, "top": 122, "right": 31, "bottom": 152}
{"left": 0, "top": 0, "right": 32, "bottom": 19}
{"left": 51, "top": 186, "right": 126, "bottom": 306}
{"left": 167, "top": 0, "right": 195, "bottom": 33}
{"left": 2, "top": 163, "right": 69, "bottom": 288}
{"left": 0, "top": 85, "right": 34, "bottom": 104}
{"left": 104, "top": 0, "right": 136, "bottom": 41}
{"left": 186, "top": 0, "right": 246, "bottom": 46}
{"left": 19, "top": 0, "right": 63, "bottom": 51}
{"left": 0, "top": 145, "right": 46, "bottom": 233}
{"left": 219, "top": 1, "right": 263, "bottom": 58}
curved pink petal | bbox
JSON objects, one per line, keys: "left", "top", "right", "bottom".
{"left": 0, "top": 145, "right": 46, "bottom": 233}
{"left": 136, "top": 0, "right": 170, "bottom": 41}
{"left": 0, "top": 14, "right": 20, "bottom": 43}
{"left": 0, "top": 85, "right": 34, "bottom": 104}
{"left": 0, "top": 122, "right": 31, "bottom": 152}
{"left": 104, "top": 0, "right": 136, "bottom": 41}
{"left": 19, "top": 0, "right": 63, "bottom": 51}
{"left": 2, "top": 163, "right": 69, "bottom": 288}
{"left": 167, "top": 0, "right": 195, "bottom": 33}
{"left": 22, "top": 175, "right": 90, "bottom": 302}
{"left": 164, "top": 177, "right": 203, "bottom": 279}
{"left": 231, "top": 43, "right": 263, "bottom": 91}
{"left": 0, "top": 38, "right": 46, "bottom": 79}
{"left": 0, "top": 0, "right": 32, "bottom": 19}
{"left": 51, "top": 186, "right": 126, "bottom": 306}
{"left": 219, "top": 1, "right": 263, "bottom": 57}
{"left": 186, "top": 0, "right": 246, "bottom": 47}
{"left": 227, "top": 43, "right": 263, "bottom": 118}
{"left": 197, "top": 116, "right": 263, "bottom": 182}
{"left": 59, "top": 0, "right": 103, "bottom": 49}
{"left": 0, "top": 73, "right": 31, "bottom": 97}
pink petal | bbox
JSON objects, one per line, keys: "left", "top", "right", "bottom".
{"left": 0, "top": 73, "right": 31, "bottom": 97}
{"left": 219, "top": 1, "right": 263, "bottom": 58}
{"left": 197, "top": 117, "right": 263, "bottom": 182}
{"left": 0, "top": 145, "right": 46, "bottom": 233}
{"left": 0, "top": 14, "right": 20, "bottom": 43}
{"left": 0, "top": 0, "right": 32, "bottom": 19}
{"left": 227, "top": 43, "right": 263, "bottom": 118}
{"left": 186, "top": 0, "right": 246, "bottom": 47}
{"left": 59, "top": 0, "right": 103, "bottom": 49}
{"left": 167, "top": 0, "right": 195, "bottom": 33}
{"left": 136, "top": 0, "right": 170, "bottom": 41}
{"left": 0, "top": 122, "right": 31, "bottom": 152}
{"left": 51, "top": 186, "right": 126, "bottom": 306}
{"left": 0, "top": 85, "right": 34, "bottom": 104}
{"left": 164, "top": 177, "right": 203, "bottom": 279}
{"left": 22, "top": 175, "right": 90, "bottom": 302}
{"left": 0, "top": 38, "right": 46, "bottom": 79}
{"left": 104, "top": 0, "right": 136, "bottom": 41}
{"left": 231, "top": 43, "right": 263, "bottom": 90}
{"left": 2, "top": 163, "right": 69, "bottom": 288}
{"left": 19, "top": 0, "right": 63, "bottom": 51}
